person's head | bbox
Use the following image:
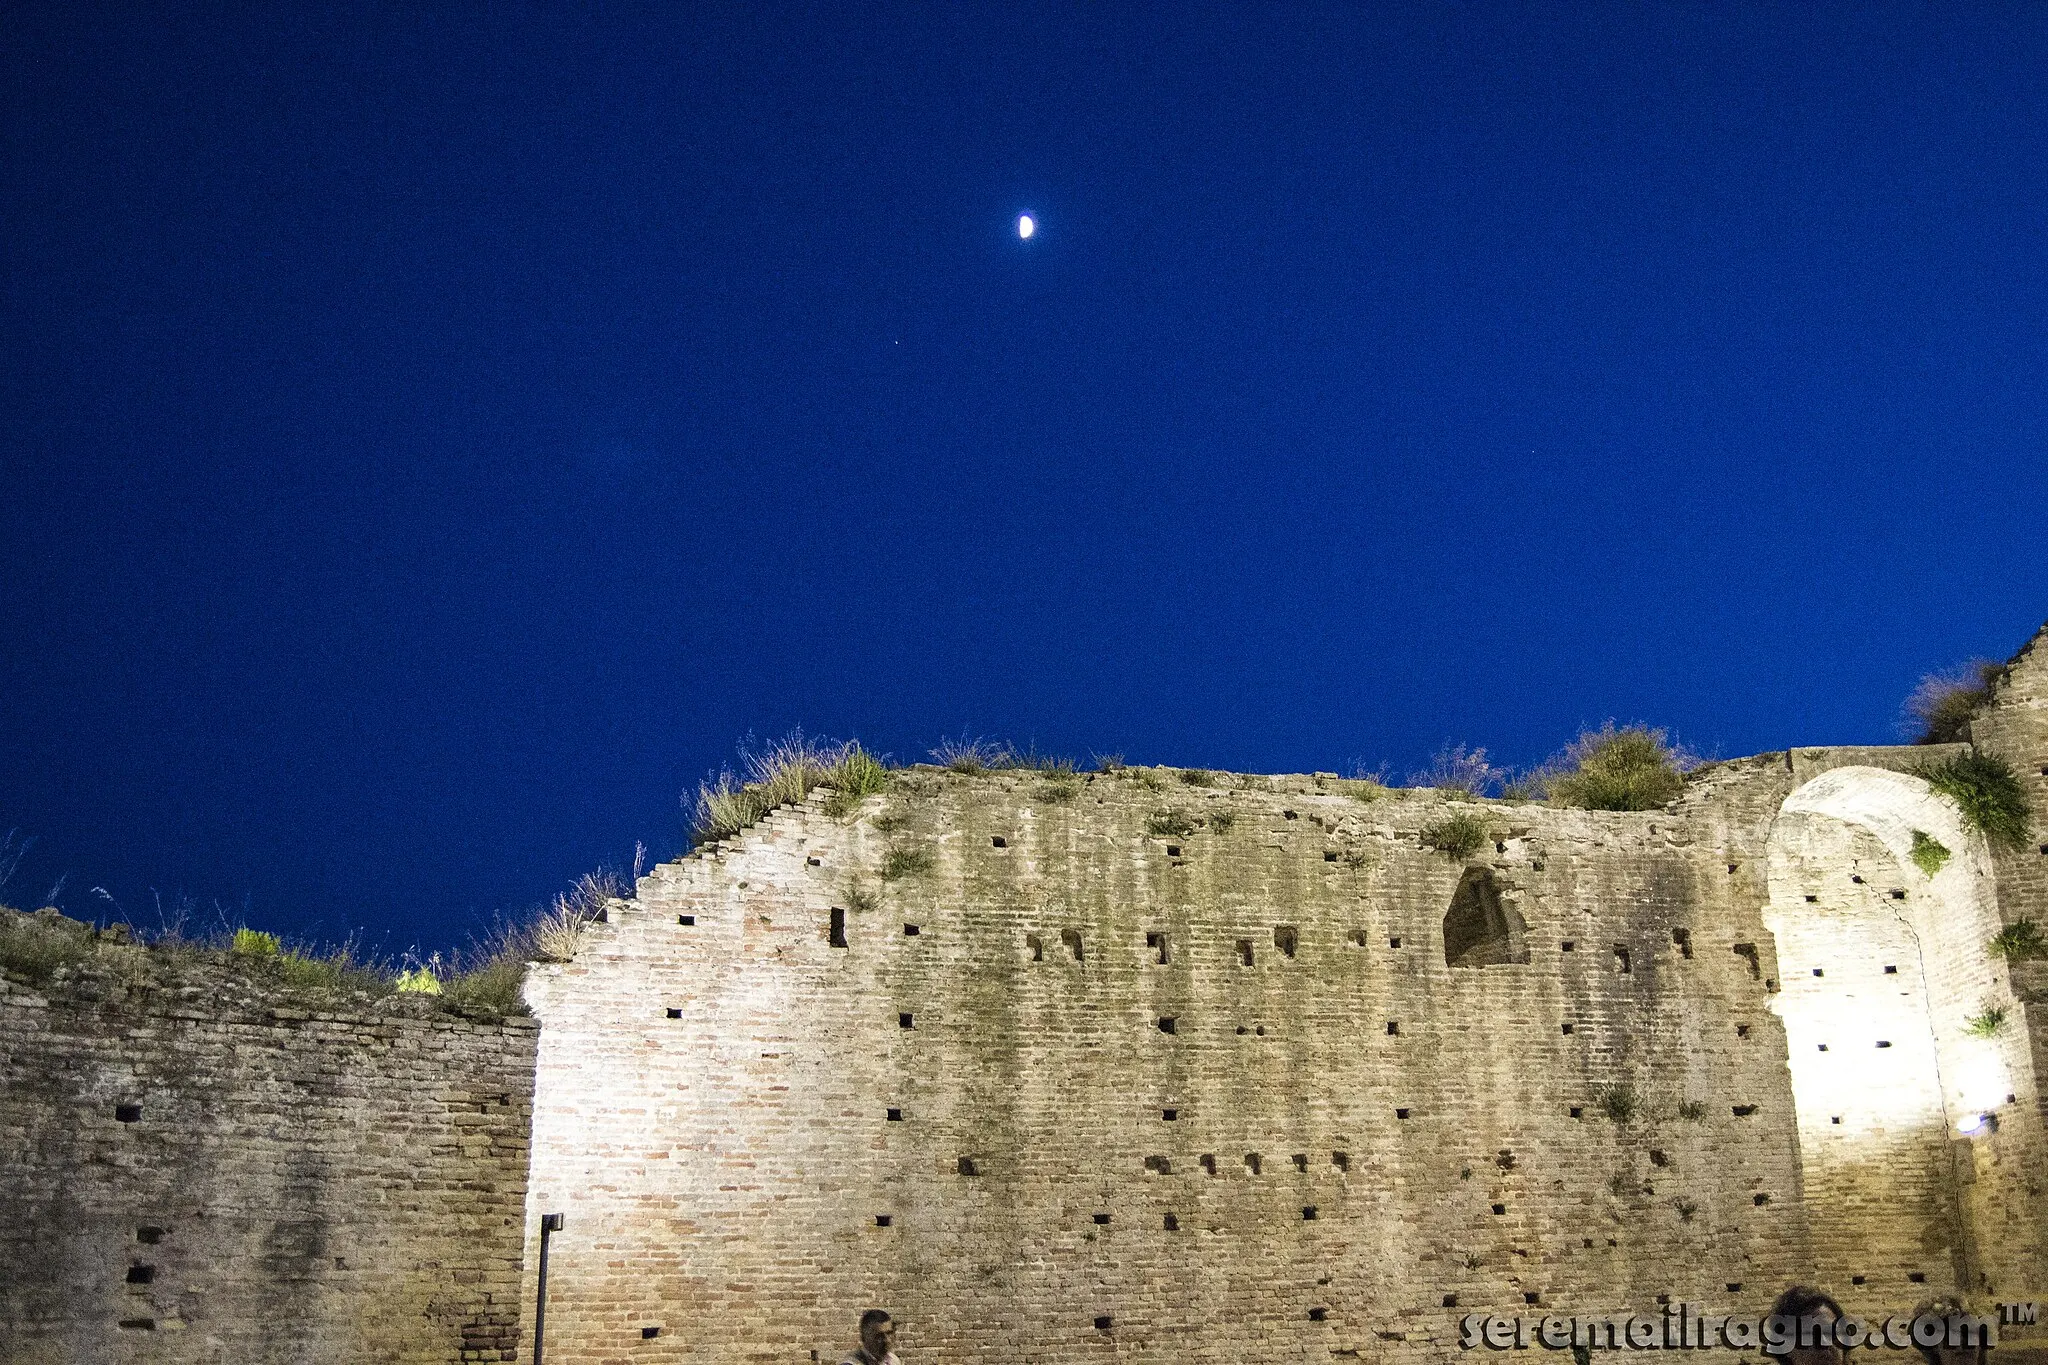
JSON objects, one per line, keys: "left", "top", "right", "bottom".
{"left": 859, "top": 1310, "right": 895, "bottom": 1359}
{"left": 1769, "top": 1286, "right": 1845, "bottom": 1365}
{"left": 1912, "top": 1296, "right": 1988, "bottom": 1365}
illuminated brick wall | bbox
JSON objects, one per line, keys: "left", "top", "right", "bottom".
{"left": 0, "top": 946, "right": 537, "bottom": 1365}
{"left": 520, "top": 627, "right": 2048, "bottom": 1365}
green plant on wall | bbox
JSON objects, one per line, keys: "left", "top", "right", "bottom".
{"left": 880, "top": 845, "right": 933, "bottom": 881}
{"left": 1145, "top": 810, "right": 1196, "bottom": 839}
{"left": 1421, "top": 810, "right": 1491, "bottom": 858}
{"left": 1909, "top": 829, "right": 1952, "bottom": 877}
{"left": 231, "top": 927, "right": 280, "bottom": 956}
{"left": 1915, "top": 752, "right": 2032, "bottom": 852}
{"left": 1036, "top": 772, "right": 1081, "bottom": 804}
{"left": 0, "top": 910, "right": 93, "bottom": 983}
{"left": 1988, "top": 919, "right": 2045, "bottom": 962}
{"left": 1963, "top": 1004, "right": 2007, "bottom": 1038}
{"left": 1540, "top": 724, "right": 1694, "bottom": 811}
{"left": 394, "top": 963, "right": 442, "bottom": 995}
{"left": 1593, "top": 1082, "right": 1640, "bottom": 1124}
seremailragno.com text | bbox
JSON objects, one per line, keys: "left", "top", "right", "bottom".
{"left": 1456, "top": 1303, "right": 2032, "bottom": 1353}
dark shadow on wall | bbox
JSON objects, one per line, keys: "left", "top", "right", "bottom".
{"left": 1444, "top": 868, "right": 1528, "bottom": 967}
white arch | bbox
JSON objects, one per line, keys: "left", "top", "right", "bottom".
{"left": 1765, "top": 765, "right": 2036, "bottom": 1312}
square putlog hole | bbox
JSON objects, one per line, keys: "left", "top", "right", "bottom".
{"left": 114, "top": 1104, "right": 142, "bottom": 1123}
{"left": 898, "top": 1013, "right": 914, "bottom": 1029}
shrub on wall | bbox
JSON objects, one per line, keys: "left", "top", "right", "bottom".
{"left": 1526, "top": 724, "right": 1694, "bottom": 811}
{"left": 0, "top": 908, "right": 93, "bottom": 983}
{"left": 1963, "top": 1004, "right": 2008, "bottom": 1038}
{"left": 880, "top": 845, "right": 933, "bottom": 881}
{"left": 1420, "top": 810, "right": 1491, "bottom": 858}
{"left": 231, "top": 927, "right": 281, "bottom": 956}
{"left": 1594, "top": 1082, "right": 1640, "bottom": 1124}
{"left": 1988, "top": 918, "right": 2045, "bottom": 963}
{"left": 1903, "top": 659, "right": 2003, "bottom": 744}
{"left": 1915, "top": 752, "right": 2032, "bottom": 852}
{"left": 1145, "top": 811, "right": 1196, "bottom": 839}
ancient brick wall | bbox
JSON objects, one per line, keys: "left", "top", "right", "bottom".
{"left": 524, "top": 764, "right": 1887, "bottom": 1365}
{"left": 1969, "top": 622, "right": 2048, "bottom": 1129}
{"left": 0, "top": 929, "right": 538, "bottom": 1365}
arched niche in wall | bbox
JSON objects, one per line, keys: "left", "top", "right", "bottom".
{"left": 1443, "top": 867, "right": 1528, "bottom": 967}
{"left": 1764, "top": 764, "right": 2045, "bottom": 1314}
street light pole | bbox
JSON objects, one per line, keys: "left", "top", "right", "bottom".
{"left": 534, "top": 1212, "right": 564, "bottom": 1365}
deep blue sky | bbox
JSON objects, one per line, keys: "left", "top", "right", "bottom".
{"left": 4, "top": 3, "right": 2046, "bottom": 952}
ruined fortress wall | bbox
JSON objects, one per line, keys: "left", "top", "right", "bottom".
{"left": 0, "top": 943, "right": 538, "bottom": 1365}
{"left": 1968, "top": 626, "right": 2048, "bottom": 1112}
{"left": 523, "top": 767, "right": 1843, "bottom": 1365}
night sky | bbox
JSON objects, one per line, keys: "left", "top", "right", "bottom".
{"left": 5, "top": 4, "right": 2046, "bottom": 954}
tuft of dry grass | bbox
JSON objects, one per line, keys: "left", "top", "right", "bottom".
{"left": 692, "top": 731, "right": 894, "bottom": 842}
{"left": 1408, "top": 744, "right": 1506, "bottom": 797}
{"left": 821, "top": 745, "right": 891, "bottom": 815}
{"left": 929, "top": 734, "right": 1013, "bottom": 775}
{"left": 529, "top": 868, "right": 626, "bottom": 962}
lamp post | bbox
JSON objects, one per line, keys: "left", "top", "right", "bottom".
{"left": 534, "top": 1212, "right": 564, "bottom": 1365}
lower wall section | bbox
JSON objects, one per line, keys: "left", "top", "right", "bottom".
{"left": 0, "top": 921, "right": 538, "bottom": 1365}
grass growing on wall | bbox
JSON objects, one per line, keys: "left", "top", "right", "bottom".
{"left": 692, "top": 732, "right": 894, "bottom": 842}
{"left": 1915, "top": 752, "right": 2032, "bottom": 852}
{"left": 1036, "top": 772, "right": 1081, "bottom": 804}
{"left": 880, "top": 846, "right": 933, "bottom": 881}
{"left": 0, "top": 908, "right": 94, "bottom": 982}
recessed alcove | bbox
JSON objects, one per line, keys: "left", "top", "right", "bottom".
{"left": 1442, "top": 868, "right": 1527, "bottom": 967}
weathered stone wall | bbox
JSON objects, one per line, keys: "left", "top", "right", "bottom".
{"left": 1969, "top": 624, "right": 2048, "bottom": 1134}
{"left": 521, "top": 614, "right": 2048, "bottom": 1365}
{"left": 518, "top": 753, "right": 1999, "bottom": 1365}
{"left": 0, "top": 931, "right": 538, "bottom": 1365}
